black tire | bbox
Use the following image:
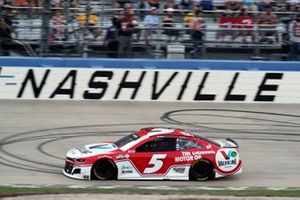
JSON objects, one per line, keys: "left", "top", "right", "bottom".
{"left": 92, "top": 159, "right": 117, "bottom": 180}
{"left": 189, "top": 159, "right": 213, "bottom": 181}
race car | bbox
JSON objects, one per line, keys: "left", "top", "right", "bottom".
{"left": 63, "top": 127, "right": 242, "bottom": 181}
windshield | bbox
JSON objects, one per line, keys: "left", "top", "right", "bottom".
{"left": 114, "top": 133, "right": 140, "bottom": 148}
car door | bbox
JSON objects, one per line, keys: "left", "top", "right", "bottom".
{"left": 127, "top": 137, "right": 183, "bottom": 179}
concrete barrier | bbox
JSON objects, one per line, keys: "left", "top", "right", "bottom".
{"left": 0, "top": 57, "right": 299, "bottom": 103}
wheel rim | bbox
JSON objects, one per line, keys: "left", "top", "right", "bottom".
{"left": 93, "top": 160, "right": 115, "bottom": 180}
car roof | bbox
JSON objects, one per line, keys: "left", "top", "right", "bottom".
{"left": 136, "top": 127, "right": 195, "bottom": 138}
{"left": 120, "top": 127, "right": 220, "bottom": 151}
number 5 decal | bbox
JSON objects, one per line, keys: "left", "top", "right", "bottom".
{"left": 143, "top": 154, "right": 167, "bottom": 174}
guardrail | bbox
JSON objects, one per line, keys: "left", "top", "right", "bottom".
{"left": 1, "top": 1, "right": 298, "bottom": 59}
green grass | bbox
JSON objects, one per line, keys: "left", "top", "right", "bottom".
{"left": 0, "top": 186, "right": 300, "bottom": 197}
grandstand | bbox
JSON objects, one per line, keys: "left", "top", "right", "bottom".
{"left": 0, "top": 0, "right": 299, "bottom": 60}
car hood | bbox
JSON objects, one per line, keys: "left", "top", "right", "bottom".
{"left": 66, "top": 143, "right": 118, "bottom": 158}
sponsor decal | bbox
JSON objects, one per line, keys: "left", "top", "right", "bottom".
{"left": 116, "top": 154, "right": 125, "bottom": 159}
{"left": 198, "top": 150, "right": 215, "bottom": 155}
{"left": 173, "top": 167, "right": 185, "bottom": 174}
{"left": 121, "top": 165, "right": 134, "bottom": 174}
{"left": 77, "top": 146, "right": 91, "bottom": 154}
{"left": 216, "top": 149, "right": 239, "bottom": 172}
{"left": 220, "top": 150, "right": 237, "bottom": 160}
{"left": 144, "top": 154, "right": 167, "bottom": 173}
{"left": 0, "top": 67, "right": 288, "bottom": 102}
{"left": 70, "top": 150, "right": 76, "bottom": 155}
{"left": 116, "top": 154, "right": 130, "bottom": 160}
{"left": 124, "top": 154, "right": 130, "bottom": 159}
{"left": 175, "top": 152, "right": 194, "bottom": 162}
{"left": 218, "top": 159, "right": 237, "bottom": 167}
{"left": 175, "top": 151, "right": 215, "bottom": 162}
{"left": 121, "top": 170, "right": 133, "bottom": 174}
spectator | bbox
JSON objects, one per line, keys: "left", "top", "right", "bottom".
{"left": 225, "top": 0, "right": 242, "bottom": 11}
{"left": 70, "top": 0, "right": 77, "bottom": 8}
{"left": 184, "top": 5, "right": 202, "bottom": 29}
{"left": 105, "top": 16, "right": 120, "bottom": 58}
{"left": 28, "top": 0, "right": 40, "bottom": 7}
{"left": 143, "top": 7, "right": 160, "bottom": 43}
{"left": 288, "top": 15, "right": 300, "bottom": 60}
{"left": 119, "top": 3, "right": 135, "bottom": 16}
{"left": 233, "top": 8, "right": 255, "bottom": 42}
{"left": 216, "top": 10, "right": 235, "bottom": 41}
{"left": 134, "top": 0, "right": 150, "bottom": 20}
{"left": 119, "top": 5, "right": 141, "bottom": 41}
{"left": 257, "top": 0, "right": 273, "bottom": 12}
{"left": 118, "top": 11, "right": 134, "bottom": 57}
{"left": 179, "top": 0, "right": 194, "bottom": 10}
{"left": 76, "top": 13, "right": 101, "bottom": 40}
{"left": 163, "top": 0, "right": 179, "bottom": 10}
{"left": 281, "top": 33, "right": 289, "bottom": 59}
{"left": 162, "top": 8, "right": 179, "bottom": 41}
{"left": 51, "top": 0, "right": 62, "bottom": 7}
{"left": 0, "top": 10, "right": 12, "bottom": 56}
{"left": 286, "top": 0, "right": 300, "bottom": 12}
{"left": 147, "top": 0, "right": 160, "bottom": 9}
{"left": 50, "top": 10, "right": 66, "bottom": 41}
{"left": 199, "top": 0, "right": 216, "bottom": 21}
{"left": 258, "top": 6, "right": 278, "bottom": 43}
{"left": 200, "top": 0, "right": 215, "bottom": 11}
{"left": 242, "top": 0, "right": 258, "bottom": 11}
{"left": 13, "top": 0, "right": 29, "bottom": 6}
{"left": 0, "top": 1, "right": 11, "bottom": 6}
{"left": 190, "top": 11, "right": 205, "bottom": 53}
{"left": 115, "top": 0, "right": 132, "bottom": 8}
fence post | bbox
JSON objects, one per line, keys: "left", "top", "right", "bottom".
{"left": 81, "top": 0, "right": 91, "bottom": 57}
{"left": 40, "top": 0, "right": 51, "bottom": 56}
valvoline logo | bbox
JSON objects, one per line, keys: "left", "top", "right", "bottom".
{"left": 216, "top": 149, "right": 239, "bottom": 172}
{"left": 220, "top": 150, "right": 237, "bottom": 160}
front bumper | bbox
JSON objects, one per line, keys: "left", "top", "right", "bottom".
{"left": 63, "top": 161, "right": 92, "bottom": 180}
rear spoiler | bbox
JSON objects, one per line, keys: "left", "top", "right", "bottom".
{"left": 224, "top": 138, "right": 239, "bottom": 148}
{"left": 214, "top": 138, "right": 239, "bottom": 148}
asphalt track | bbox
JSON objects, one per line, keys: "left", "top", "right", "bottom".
{"left": 0, "top": 100, "right": 299, "bottom": 188}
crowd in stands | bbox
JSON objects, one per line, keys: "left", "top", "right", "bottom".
{"left": 1, "top": 0, "right": 77, "bottom": 7}
{"left": 0, "top": 0, "right": 299, "bottom": 59}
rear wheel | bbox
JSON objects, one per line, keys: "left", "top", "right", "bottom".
{"left": 92, "top": 159, "right": 117, "bottom": 180}
{"left": 189, "top": 159, "right": 213, "bottom": 181}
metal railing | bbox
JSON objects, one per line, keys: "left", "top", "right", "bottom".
{"left": 0, "top": 1, "right": 298, "bottom": 59}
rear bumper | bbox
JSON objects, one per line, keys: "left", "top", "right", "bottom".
{"left": 215, "top": 166, "right": 242, "bottom": 178}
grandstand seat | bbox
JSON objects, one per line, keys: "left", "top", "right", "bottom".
{"left": 13, "top": 19, "right": 42, "bottom": 41}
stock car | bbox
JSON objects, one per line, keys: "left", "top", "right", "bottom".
{"left": 63, "top": 127, "right": 242, "bottom": 181}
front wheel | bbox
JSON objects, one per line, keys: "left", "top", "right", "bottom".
{"left": 92, "top": 159, "right": 117, "bottom": 180}
{"left": 189, "top": 159, "right": 214, "bottom": 181}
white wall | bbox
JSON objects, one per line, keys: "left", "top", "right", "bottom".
{"left": 0, "top": 67, "right": 298, "bottom": 103}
